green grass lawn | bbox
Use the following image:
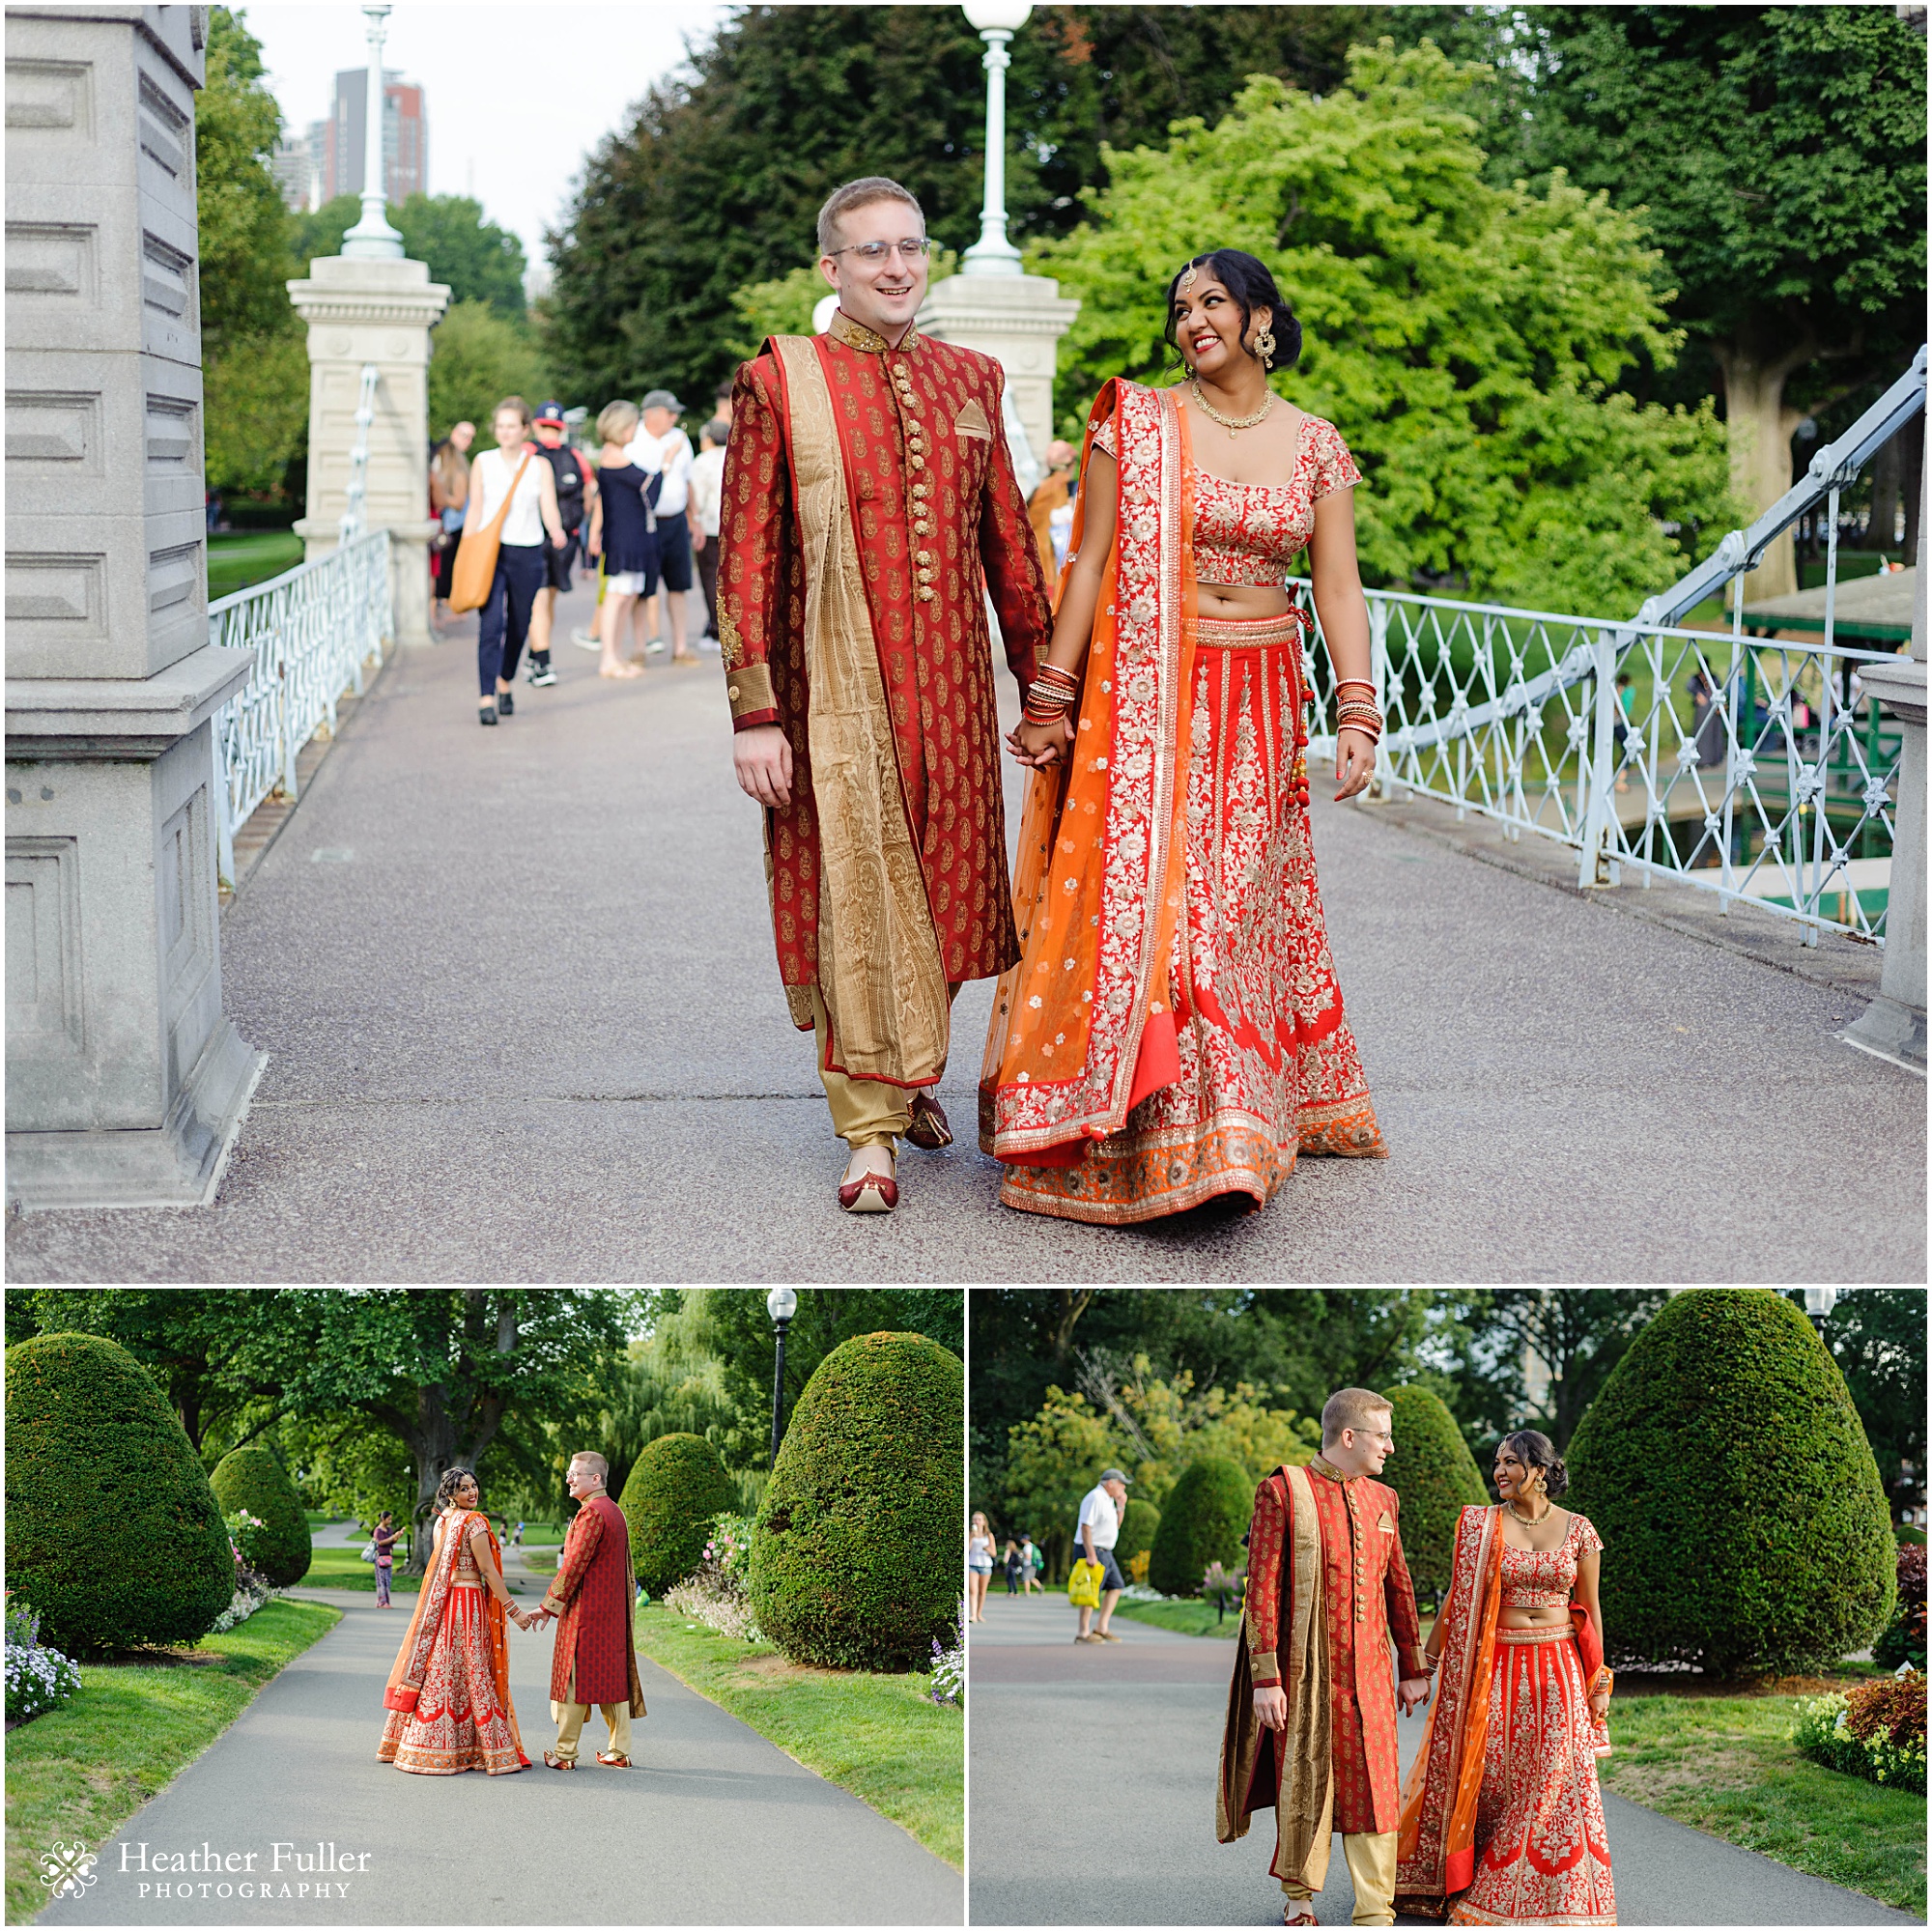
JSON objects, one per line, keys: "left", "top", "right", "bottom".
{"left": 631, "top": 1604, "right": 961, "bottom": 1868}
{"left": 1114, "top": 1599, "right": 1240, "bottom": 1639}
{"left": 5, "top": 1600, "right": 340, "bottom": 1924}
{"left": 1599, "top": 1688, "right": 1925, "bottom": 1915}
{"left": 207, "top": 530, "right": 302, "bottom": 601}
{"left": 294, "top": 1544, "right": 419, "bottom": 1593}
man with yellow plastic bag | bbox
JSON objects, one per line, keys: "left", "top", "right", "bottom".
{"left": 1070, "top": 1468, "right": 1130, "bottom": 1644}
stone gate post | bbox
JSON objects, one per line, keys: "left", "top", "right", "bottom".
{"left": 5, "top": 3, "right": 265, "bottom": 1207}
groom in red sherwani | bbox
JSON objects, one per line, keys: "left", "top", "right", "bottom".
{"left": 719, "top": 173, "right": 1052, "bottom": 1215}
{"left": 530, "top": 1451, "right": 645, "bottom": 1769}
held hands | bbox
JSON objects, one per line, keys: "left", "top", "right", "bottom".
{"left": 1397, "top": 1676, "right": 1432, "bottom": 1717}
{"left": 1334, "top": 726, "right": 1377, "bottom": 802}
{"left": 1007, "top": 715, "right": 1074, "bottom": 769}
{"left": 733, "top": 724, "right": 793, "bottom": 809}
{"left": 1252, "top": 1685, "right": 1289, "bottom": 1733}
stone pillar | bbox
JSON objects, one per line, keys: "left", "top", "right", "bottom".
{"left": 5, "top": 3, "right": 264, "bottom": 1208}
{"left": 919, "top": 271, "right": 1080, "bottom": 478}
{"left": 1845, "top": 428, "right": 1928, "bottom": 1072}
{"left": 287, "top": 255, "right": 448, "bottom": 647}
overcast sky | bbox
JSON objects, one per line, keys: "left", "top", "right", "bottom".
{"left": 246, "top": 2, "right": 735, "bottom": 282}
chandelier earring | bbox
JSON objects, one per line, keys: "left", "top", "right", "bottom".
{"left": 1254, "top": 323, "right": 1277, "bottom": 372}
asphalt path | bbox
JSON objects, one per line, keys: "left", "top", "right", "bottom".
{"left": 966, "top": 1594, "right": 1915, "bottom": 1927}
{"left": 7, "top": 575, "right": 1922, "bottom": 1281}
{"left": 40, "top": 1583, "right": 960, "bottom": 1927}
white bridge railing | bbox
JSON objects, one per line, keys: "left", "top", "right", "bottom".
{"left": 1293, "top": 347, "right": 1925, "bottom": 948}
{"left": 209, "top": 528, "right": 393, "bottom": 889}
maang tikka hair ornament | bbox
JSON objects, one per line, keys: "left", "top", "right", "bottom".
{"left": 1179, "top": 260, "right": 1199, "bottom": 297}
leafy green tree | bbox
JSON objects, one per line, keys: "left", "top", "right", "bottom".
{"left": 254, "top": 1291, "right": 635, "bottom": 1569}
{"left": 209, "top": 1443, "right": 311, "bottom": 1587}
{"left": 1569, "top": 1288, "right": 1893, "bottom": 1674}
{"left": 195, "top": 9, "right": 304, "bottom": 501}
{"left": 1149, "top": 1456, "right": 1251, "bottom": 1597}
{"left": 12, "top": 1289, "right": 291, "bottom": 1456}
{"left": 1378, "top": 1385, "right": 1488, "bottom": 1605}
{"left": 295, "top": 192, "right": 528, "bottom": 314}
{"left": 7, "top": 1333, "right": 236, "bottom": 1653}
{"left": 1488, "top": 6, "right": 1927, "bottom": 596}
{"left": 1037, "top": 48, "right": 1740, "bottom": 613}
{"left": 427, "top": 300, "right": 552, "bottom": 440}
{"left": 1449, "top": 1291, "right": 1669, "bottom": 1451}
{"left": 548, "top": 6, "right": 1401, "bottom": 408}
{"left": 1782, "top": 1290, "right": 1927, "bottom": 1516}
{"left": 618, "top": 1433, "right": 738, "bottom": 1594}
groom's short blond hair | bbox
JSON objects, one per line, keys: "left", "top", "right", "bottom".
{"left": 1321, "top": 1388, "right": 1392, "bottom": 1447}
{"left": 817, "top": 176, "right": 924, "bottom": 256}
{"left": 570, "top": 1451, "right": 609, "bottom": 1481}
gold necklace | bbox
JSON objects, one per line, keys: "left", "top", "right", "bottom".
{"left": 1189, "top": 375, "right": 1274, "bottom": 439}
{"left": 1508, "top": 1498, "right": 1551, "bottom": 1527}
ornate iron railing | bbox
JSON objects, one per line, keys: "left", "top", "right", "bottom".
{"left": 208, "top": 529, "right": 392, "bottom": 889}
{"left": 1293, "top": 346, "right": 1925, "bottom": 947}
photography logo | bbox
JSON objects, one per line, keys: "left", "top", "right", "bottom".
{"left": 39, "top": 1842, "right": 99, "bottom": 1899}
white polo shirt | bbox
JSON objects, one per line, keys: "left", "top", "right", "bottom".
{"left": 626, "top": 423, "right": 695, "bottom": 518}
{"left": 1075, "top": 1485, "right": 1120, "bottom": 1551}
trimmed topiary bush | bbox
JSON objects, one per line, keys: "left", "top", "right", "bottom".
{"left": 5, "top": 1332, "right": 235, "bottom": 1653}
{"left": 1149, "top": 1456, "right": 1250, "bottom": 1598}
{"left": 1380, "top": 1385, "right": 1489, "bottom": 1606}
{"left": 1875, "top": 1543, "right": 1927, "bottom": 1671}
{"left": 1116, "top": 1496, "right": 1161, "bottom": 1571}
{"left": 618, "top": 1433, "right": 738, "bottom": 1595}
{"left": 209, "top": 1445, "right": 311, "bottom": 1588}
{"left": 749, "top": 1330, "right": 962, "bottom": 1671}
{"left": 1568, "top": 1289, "right": 1895, "bottom": 1676}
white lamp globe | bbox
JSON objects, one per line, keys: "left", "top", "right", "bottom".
{"left": 767, "top": 1288, "right": 799, "bottom": 1323}
{"left": 963, "top": 1, "right": 1032, "bottom": 31}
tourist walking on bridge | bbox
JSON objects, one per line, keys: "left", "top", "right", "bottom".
{"left": 525, "top": 401, "right": 594, "bottom": 688}
{"left": 981, "top": 249, "right": 1387, "bottom": 1221}
{"left": 718, "top": 175, "right": 1052, "bottom": 1215}
{"left": 586, "top": 400, "right": 657, "bottom": 680}
{"left": 468, "top": 397, "right": 568, "bottom": 725}
{"left": 430, "top": 420, "right": 473, "bottom": 634}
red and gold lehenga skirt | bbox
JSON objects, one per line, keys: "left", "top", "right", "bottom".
{"left": 996, "top": 610, "right": 1383, "bottom": 1222}
{"left": 1451, "top": 1626, "right": 1616, "bottom": 1927}
{"left": 378, "top": 1585, "right": 527, "bottom": 1775}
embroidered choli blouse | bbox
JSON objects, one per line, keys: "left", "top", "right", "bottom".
{"left": 1498, "top": 1512, "right": 1604, "bottom": 1609}
{"left": 1093, "top": 408, "right": 1362, "bottom": 585}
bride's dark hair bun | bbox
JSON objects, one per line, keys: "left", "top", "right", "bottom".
{"left": 1499, "top": 1429, "right": 1568, "bottom": 1499}
{"left": 1164, "top": 249, "right": 1302, "bottom": 374}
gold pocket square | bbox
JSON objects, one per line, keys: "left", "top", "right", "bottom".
{"left": 954, "top": 399, "right": 994, "bottom": 441}
{"left": 1378, "top": 1514, "right": 1396, "bottom": 1534}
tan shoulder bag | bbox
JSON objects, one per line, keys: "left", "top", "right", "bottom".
{"left": 448, "top": 450, "right": 532, "bottom": 613}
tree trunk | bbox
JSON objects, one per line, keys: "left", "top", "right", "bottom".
{"left": 1713, "top": 334, "right": 1817, "bottom": 604}
{"left": 403, "top": 1384, "right": 459, "bottom": 1575}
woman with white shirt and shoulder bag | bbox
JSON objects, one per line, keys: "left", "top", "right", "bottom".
{"left": 463, "top": 395, "right": 567, "bottom": 725}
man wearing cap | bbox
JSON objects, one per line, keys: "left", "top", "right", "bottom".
{"left": 718, "top": 175, "right": 1051, "bottom": 1215}
{"left": 526, "top": 402, "right": 594, "bottom": 687}
{"left": 1074, "top": 1468, "right": 1130, "bottom": 1643}
{"left": 627, "top": 390, "right": 697, "bottom": 661}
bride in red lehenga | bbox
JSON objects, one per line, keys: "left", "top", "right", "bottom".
{"left": 1396, "top": 1431, "right": 1617, "bottom": 1927}
{"left": 378, "top": 1468, "right": 531, "bottom": 1775}
{"left": 980, "top": 248, "right": 1385, "bottom": 1222}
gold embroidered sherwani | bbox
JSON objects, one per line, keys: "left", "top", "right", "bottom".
{"left": 718, "top": 309, "right": 1052, "bottom": 1095}
{"left": 1218, "top": 1458, "right": 1427, "bottom": 1917}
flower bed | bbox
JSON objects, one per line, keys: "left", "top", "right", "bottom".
{"left": 5, "top": 1595, "right": 80, "bottom": 1725}
{"left": 1791, "top": 1670, "right": 1927, "bottom": 1795}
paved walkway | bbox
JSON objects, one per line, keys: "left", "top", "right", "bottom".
{"left": 966, "top": 1595, "right": 1914, "bottom": 1926}
{"left": 7, "top": 579, "right": 1922, "bottom": 1281}
{"left": 40, "top": 1582, "right": 959, "bottom": 1926}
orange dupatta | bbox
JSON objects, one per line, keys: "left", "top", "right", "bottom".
{"left": 1394, "top": 1504, "right": 1504, "bottom": 1918}
{"left": 979, "top": 380, "right": 1199, "bottom": 1160}
{"left": 381, "top": 1509, "right": 517, "bottom": 1729}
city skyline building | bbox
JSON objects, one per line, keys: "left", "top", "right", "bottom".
{"left": 326, "top": 66, "right": 426, "bottom": 205}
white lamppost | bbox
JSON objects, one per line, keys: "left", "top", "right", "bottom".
{"left": 766, "top": 1288, "right": 799, "bottom": 1468}
{"left": 341, "top": 4, "right": 404, "bottom": 259}
{"left": 960, "top": 1, "right": 1031, "bottom": 276}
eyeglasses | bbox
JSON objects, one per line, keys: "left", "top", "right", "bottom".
{"left": 829, "top": 238, "right": 931, "bottom": 265}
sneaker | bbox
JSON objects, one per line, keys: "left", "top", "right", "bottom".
{"left": 530, "top": 663, "right": 557, "bottom": 688}
{"left": 478, "top": 706, "right": 497, "bottom": 727}
{"left": 644, "top": 638, "right": 668, "bottom": 657}
{"left": 497, "top": 690, "right": 515, "bottom": 717}
{"left": 570, "top": 628, "right": 601, "bottom": 652}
